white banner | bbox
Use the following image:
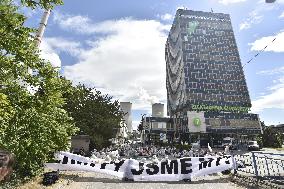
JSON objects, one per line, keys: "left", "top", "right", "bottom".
{"left": 45, "top": 152, "right": 236, "bottom": 181}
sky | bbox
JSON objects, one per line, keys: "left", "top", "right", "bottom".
{"left": 21, "top": 0, "right": 284, "bottom": 130}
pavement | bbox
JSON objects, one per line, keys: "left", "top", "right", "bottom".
{"left": 55, "top": 171, "right": 245, "bottom": 189}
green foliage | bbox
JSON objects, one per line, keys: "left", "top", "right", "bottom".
{"left": 174, "top": 144, "right": 192, "bottom": 151}
{"left": 0, "top": 0, "right": 78, "bottom": 178}
{"left": 256, "top": 135, "right": 263, "bottom": 149}
{"left": 21, "top": 0, "right": 63, "bottom": 9}
{"left": 63, "top": 84, "right": 124, "bottom": 150}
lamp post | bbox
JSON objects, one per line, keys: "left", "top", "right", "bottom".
{"left": 149, "top": 116, "right": 151, "bottom": 145}
{"left": 140, "top": 114, "right": 146, "bottom": 144}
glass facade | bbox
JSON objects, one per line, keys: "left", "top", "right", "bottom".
{"left": 166, "top": 9, "right": 261, "bottom": 134}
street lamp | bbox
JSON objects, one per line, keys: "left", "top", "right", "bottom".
{"left": 140, "top": 114, "right": 146, "bottom": 144}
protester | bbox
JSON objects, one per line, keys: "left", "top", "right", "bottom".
{"left": 79, "top": 147, "right": 85, "bottom": 156}
{"left": 0, "top": 150, "right": 15, "bottom": 182}
{"left": 87, "top": 142, "right": 226, "bottom": 163}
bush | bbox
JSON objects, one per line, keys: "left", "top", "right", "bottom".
{"left": 174, "top": 144, "right": 192, "bottom": 151}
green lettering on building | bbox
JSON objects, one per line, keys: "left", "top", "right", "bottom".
{"left": 191, "top": 104, "right": 250, "bottom": 112}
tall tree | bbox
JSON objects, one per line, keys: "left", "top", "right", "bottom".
{"left": 0, "top": 0, "right": 78, "bottom": 177}
{"left": 63, "top": 84, "right": 124, "bottom": 150}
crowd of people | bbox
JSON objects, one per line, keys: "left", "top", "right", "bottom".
{"left": 89, "top": 143, "right": 230, "bottom": 163}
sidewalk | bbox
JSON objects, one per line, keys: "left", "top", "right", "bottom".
{"left": 53, "top": 171, "right": 244, "bottom": 189}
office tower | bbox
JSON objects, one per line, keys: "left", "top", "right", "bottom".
{"left": 166, "top": 9, "right": 261, "bottom": 136}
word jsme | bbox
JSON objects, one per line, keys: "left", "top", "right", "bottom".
{"left": 45, "top": 152, "right": 236, "bottom": 181}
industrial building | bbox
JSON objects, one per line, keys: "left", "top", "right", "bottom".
{"left": 142, "top": 103, "right": 174, "bottom": 144}
{"left": 165, "top": 9, "right": 262, "bottom": 142}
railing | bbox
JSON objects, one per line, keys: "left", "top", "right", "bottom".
{"left": 233, "top": 152, "right": 284, "bottom": 188}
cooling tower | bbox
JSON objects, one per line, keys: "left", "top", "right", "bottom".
{"left": 120, "top": 102, "right": 132, "bottom": 133}
{"left": 152, "top": 103, "right": 164, "bottom": 117}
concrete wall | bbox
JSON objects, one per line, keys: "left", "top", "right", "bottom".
{"left": 120, "top": 102, "right": 132, "bottom": 133}
{"left": 71, "top": 135, "right": 90, "bottom": 153}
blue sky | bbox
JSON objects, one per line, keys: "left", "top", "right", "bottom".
{"left": 22, "top": 0, "right": 284, "bottom": 129}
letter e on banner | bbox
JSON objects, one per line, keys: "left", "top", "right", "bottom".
{"left": 180, "top": 158, "right": 192, "bottom": 174}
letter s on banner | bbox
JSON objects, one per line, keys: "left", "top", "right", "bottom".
{"left": 146, "top": 163, "right": 159, "bottom": 175}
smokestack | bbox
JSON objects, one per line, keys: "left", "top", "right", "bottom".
{"left": 120, "top": 102, "right": 133, "bottom": 133}
{"left": 152, "top": 103, "right": 164, "bottom": 117}
{"left": 35, "top": 9, "right": 51, "bottom": 47}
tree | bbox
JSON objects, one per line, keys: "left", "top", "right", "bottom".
{"left": 261, "top": 126, "right": 283, "bottom": 148}
{"left": 20, "top": 0, "right": 63, "bottom": 9}
{"left": 0, "top": 0, "right": 78, "bottom": 177}
{"left": 63, "top": 84, "right": 124, "bottom": 150}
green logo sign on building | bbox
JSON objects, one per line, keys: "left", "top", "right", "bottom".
{"left": 193, "top": 117, "right": 201, "bottom": 127}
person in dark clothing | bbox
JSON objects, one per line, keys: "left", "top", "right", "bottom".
{"left": 79, "top": 147, "right": 85, "bottom": 156}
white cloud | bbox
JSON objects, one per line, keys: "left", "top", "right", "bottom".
{"left": 239, "top": 10, "right": 263, "bottom": 30}
{"left": 279, "top": 11, "right": 284, "bottom": 18}
{"left": 218, "top": 0, "right": 246, "bottom": 5}
{"left": 159, "top": 13, "right": 174, "bottom": 21}
{"left": 40, "top": 40, "right": 61, "bottom": 68}
{"left": 61, "top": 17, "right": 170, "bottom": 112}
{"left": 53, "top": 11, "right": 163, "bottom": 36}
{"left": 251, "top": 88, "right": 284, "bottom": 112}
{"left": 176, "top": 6, "right": 186, "bottom": 10}
{"left": 53, "top": 11, "right": 95, "bottom": 34}
{"left": 43, "top": 37, "right": 82, "bottom": 56}
{"left": 249, "top": 31, "right": 284, "bottom": 52}
{"left": 39, "top": 37, "right": 82, "bottom": 67}
{"left": 251, "top": 66, "right": 284, "bottom": 113}
{"left": 132, "top": 120, "right": 140, "bottom": 131}
{"left": 239, "top": 2, "right": 276, "bottom": 31}
{"left": 277, "top": 0, "right": 284, "bottom": 4}
{"left": 257, "top": 67, "right": 284, "bottom": 75}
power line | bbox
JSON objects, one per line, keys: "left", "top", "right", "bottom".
{"left": 242, "top": 37, "right": 277, "bottom": 68}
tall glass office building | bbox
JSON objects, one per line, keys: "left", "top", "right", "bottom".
{"left": 166, "top": 9, "right": 261, "bottom": 137}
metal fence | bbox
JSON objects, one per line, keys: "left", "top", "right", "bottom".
{"left": 233, "top": 152, "right": 284, "bottom": 188}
